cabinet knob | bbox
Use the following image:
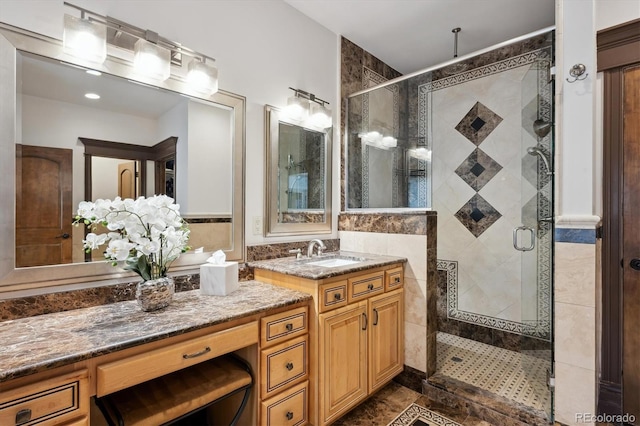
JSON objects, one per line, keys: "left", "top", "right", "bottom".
{"left": 286, "top": 411, "right": 294, "bottom": 420}
{"left": 394, "top": 276, "right": 400, "bottom": 283}
{"left": 334, "top": 293, "right": 341, "bottom": 300}
{"left": 367, "top": 283, "right": 374, "bottom": 290}
{"left": 286, "top": 362, "right": 294, "bottom": 371}
{"left": 285, "top": 323, "right": 293, "bottom": 331}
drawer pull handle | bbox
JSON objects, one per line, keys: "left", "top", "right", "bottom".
{"left": 286, "top": 411, "right": 294, "bottom": 420}
{"left": 285, "top": 323, "right": 293, "bottom": 331}
{"left": 394, "top": 276, "right": 400, "bottom": 283}
{"left": 286, "top": 362, "right": 294, "bottom": 371}
{"left": 373, "top": 308, "right": 379, "bottom": 326}
{"left": 368, "top": 283, "right": 374, "bottom": 290}
{"left": 16, "top": 408, "right": 31, "bottom": 425}
{"left": 182, "top": 346, "right": 211, "bottom": 359}
{"left": 334, "top": 293, "right": 341, "bottom": 300}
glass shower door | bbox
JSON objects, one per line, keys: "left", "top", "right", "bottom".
{"left": 518, "top": 50, "right": 554, "bottom": 421}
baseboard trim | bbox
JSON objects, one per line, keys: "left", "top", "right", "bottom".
{"left": 598, "top": 381, "right": 622, "bottom": 415}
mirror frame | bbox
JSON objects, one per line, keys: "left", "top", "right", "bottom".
{"left": 264, "top": 105, "right": 332, "bottom": 236}
{"left": 0, "top": 23, "right": 245, "bottom": 294}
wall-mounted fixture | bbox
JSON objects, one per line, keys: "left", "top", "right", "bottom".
{"left": 358, "top": 131, "right": 397, "bottom": 149}
{"left": 566, "top": 63, "right": 588, "bottom": 83}
{"left": 62, "top": 2, "right": 218, "bottom": 93}
{"left": 284, "top": 87, "right": 332, "bottom": 128}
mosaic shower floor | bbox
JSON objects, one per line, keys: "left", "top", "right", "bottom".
{"left": 436, "top": 332, "right": 551, "bottom": 411}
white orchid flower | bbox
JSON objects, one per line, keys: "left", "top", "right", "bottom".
{"left": 105, "top": 239, "right": 135, "bottom": 261}
{"left": 83, "top": 232, "right": 108, "bottom": 249}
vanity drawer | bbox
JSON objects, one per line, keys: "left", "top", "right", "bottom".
{"left": 261, "top": 306, "right": 308, "bottom": 348}
{"left": 385, "top": 266, "right": 404, "bottom": 291}
{"left": 260, "top": 335, "right": 308, "bottom": 399}
{"left": 319, "top": 281, "right": 348, "bottom": 313}
{"left": 260, "top": 380, "right": 308, "bottom": 426}
{"left": 0, "top": 369, "right": 88, "bottom": 426}
{"left": 97, "top": 321, "right": 258, "bottom": 396}
{"left": 348, "top": 271, "right": 384, "bottom": 302}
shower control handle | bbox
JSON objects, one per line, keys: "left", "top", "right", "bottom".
{"left": 513, "top": 226, "right": 535, "bottom": 252}
{"left": 630, "top": 258, "right": 640, "bottom": 271}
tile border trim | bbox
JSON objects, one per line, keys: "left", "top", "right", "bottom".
{"left": 554, "top": 228, "right": 596, "bottom": 244}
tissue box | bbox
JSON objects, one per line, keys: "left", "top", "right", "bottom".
{"left": 200, "top": 262, "right": 239, "bottom": 296}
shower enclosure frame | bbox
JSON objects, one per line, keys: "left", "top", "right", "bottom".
{"left": 344, "top": 25, "right": 556, "bottom": 421}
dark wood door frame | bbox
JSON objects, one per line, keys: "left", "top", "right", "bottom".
{"left": 597, "top": 18, "right": 640, "bottom": 416}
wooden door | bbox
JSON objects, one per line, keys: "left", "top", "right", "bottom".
{"left": 15, "top": 144, "right": 73, "bottom": 267}
{"left": 368, "top": 289, "right": 404, "bottom": 393}
{"left": 318, "top": 301, "right": 367, "bottom": 425}
{"left": 118, "top": 161, "right": 137, "bottom": 199}
{"left": 622, "top": 65, "right": 640, "bottom": 421}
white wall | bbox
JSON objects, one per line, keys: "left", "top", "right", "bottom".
{"left": 555, "top": 1, "right": 638, "bottom": 425}
{"left": 20, "top": 94, "right": 157, "bottom": 208}
{"left": 0, "top": 0, "right": 339, "bottom": 247}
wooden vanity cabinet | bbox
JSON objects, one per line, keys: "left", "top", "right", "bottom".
{"left": 260, "top": 306, "right": 309, "bottom": 426}
{"left": 0, "top": 369, "right": 89, "bottom": 426}
{"left": 254, "top": 263, "right": 404, "bottom": 426}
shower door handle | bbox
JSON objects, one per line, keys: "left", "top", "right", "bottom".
{"left": 513, "top": 226, "right": 535, "bottom": 251}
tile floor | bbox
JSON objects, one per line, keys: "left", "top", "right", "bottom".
{"left": 436, "top": 333, "right": 551, "bottom": 411}
{"left": 332, "top": 381, "right": 493, "bottom": 426}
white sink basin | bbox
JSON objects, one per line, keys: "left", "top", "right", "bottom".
{"left": 307, "top": 258, "right": 362, "bottom": 268}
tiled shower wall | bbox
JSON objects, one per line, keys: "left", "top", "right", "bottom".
{"left": 423, "top": 35, "right": 553, "bottom": 342}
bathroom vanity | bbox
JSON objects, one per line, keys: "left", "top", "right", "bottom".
{"left": 250, "top": 251, "right": 406, "bottom": 426}
{"left": 0, "top": 281, "right": 311, "bottom": 426}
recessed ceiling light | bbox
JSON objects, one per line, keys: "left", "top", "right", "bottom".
{"left": 86, "top": 70, "right": 102, "bottom": 76}
{"left": 85, "top": 93, "right": 100, "bottom": 100}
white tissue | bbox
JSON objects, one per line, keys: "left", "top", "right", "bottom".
{"left": 207, "top": 249, "right": 226, "bottom": 264}
{"left": 200, "top": 250, "right": 238, "bottom": 296}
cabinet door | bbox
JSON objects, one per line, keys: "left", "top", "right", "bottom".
{"left": 368, "top": 289, "right": 404, "bottom": 393}
{"left": 319, "top": 301, "right": 368, "bottom": 424}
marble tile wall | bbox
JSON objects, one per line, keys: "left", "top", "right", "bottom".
{"left": 339, "top": 211, "right": 437, "bottom": 377}
{"left": 340, "top": 37, "right": 403, "bottom": 211}
{"left": 554, "top": 238, "right": 597, "bottom": 425}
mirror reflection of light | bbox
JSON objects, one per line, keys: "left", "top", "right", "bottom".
{"left": 84, "top": 93, "right": 100, "bottom": 100}
{"left": 86, "top": 69, "right": 102, "bottom": 76}
{"left": 358, "top": 131, "right": 397, "bottom": 149}
{"left": 409, "top": 147, "right": 432, "bottom": 161}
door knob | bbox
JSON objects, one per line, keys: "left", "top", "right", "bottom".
{"left": 630, "top": 258, "right": 640, "bottom": 271}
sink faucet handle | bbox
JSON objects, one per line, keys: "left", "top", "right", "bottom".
{"left": 307, "top": 239, "right": 326, "bottom": 258}
{"left": 288, "top": 248, "right": 303, "bottom": 259}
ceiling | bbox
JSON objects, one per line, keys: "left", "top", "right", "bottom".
{"left": 284, "top": 0, "right": 555, "bottom": 74}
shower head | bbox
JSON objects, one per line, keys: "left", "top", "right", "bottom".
{"left": 443, "top": 27, "right": 468, "bottom": 76}
{"left": 527, "top": 146, "right": 553, "bottom": 176}
{"left": 533, "top": 119, "right": 552, "bottom": 138}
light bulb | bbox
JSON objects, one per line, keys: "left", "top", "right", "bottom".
{"left": 63, "top": 14, "right": 107, "bottom": 64}
{"left": 187, "top": 59, "right": 218, "bottom": 95}
{"left": 134, "top": 38, "right": 171, "bottom": 81}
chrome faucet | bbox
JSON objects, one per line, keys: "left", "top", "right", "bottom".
{"left": 307, "top": 239, "right": 326, "bottom": 258}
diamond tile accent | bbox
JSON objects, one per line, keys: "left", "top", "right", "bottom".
{"left": 455, "top": 102, "right": 503, "bottom": 146}
{"left": 455, "top": 148, "right": 503, "bottom": 191}
{"left": 470, "top": 163, "right": 485, "bottom": 177}
{"left": 454, "top": 194, "right": 502, "bottom": 237}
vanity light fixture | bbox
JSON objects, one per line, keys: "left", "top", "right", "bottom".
{"left": 62, "top": 13, "right": 107, "bottom": 64}
{"left": 358, "top": 131, "right": 397, "bottom": 150}
{"left": 63, "top": 2, "right": 219, "bottom": 93}
{"left": 134, "top": 33, "right": 171, "bottom": 81}
{"left": 187, "top": 57, "right": 219, "bottom": 95}
{"left": 284, "top": 87, "right": 331, "bottom": 128}
{"left": 409, "top": 147, "right": 432, "bottom": 161}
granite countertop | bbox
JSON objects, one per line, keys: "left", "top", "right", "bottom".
{"left": 0, "top": 281, "right": 311, "bottom": 383}
{"left": 247, "top": 250, "right": 407, "bottom": 280}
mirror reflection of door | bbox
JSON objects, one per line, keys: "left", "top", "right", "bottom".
{"left": 117, "top": 161, "right": 138, "bottom": 198}
{"left": 15, "top": 144, "right": 72, "bottom": 267}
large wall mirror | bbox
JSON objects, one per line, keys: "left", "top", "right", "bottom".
{"left": 0, "top": 24, "right": 245, "bottom": 293}
{"left": 264, "top": 105, "right": 332, "bottom": 236}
